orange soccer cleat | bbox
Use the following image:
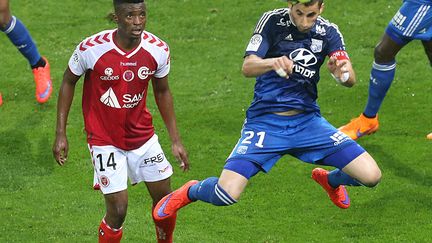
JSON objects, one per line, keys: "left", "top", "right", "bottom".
{"left": 0, "top": 92, "right": 3, "bottom": 106}
{"left": 312, "top": 168, "right": 350, "bottom": 209}
{"left": 427, "top": 133, "right": 432, "bottom": 140}
{"left": 339, "top": 113, "right": 379, "bottom": 140}
{"left": 32, "top": 57, "right": 53, "bottom": 103}
{"left": 153, "top": 180, "right": 199, "bottom": 221}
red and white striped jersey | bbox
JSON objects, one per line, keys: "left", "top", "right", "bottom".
{"left": 68, "top": 29, "right": 170, "bottom": 150}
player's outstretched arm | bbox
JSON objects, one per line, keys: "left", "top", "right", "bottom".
{"left": 52, "top": 68, "right": 80, "bottom": 166}
{"left": 327, "top": 56, "right": 356, "bottom": 87}
{"left": 152, "top": 76, "right": 190, "bottom": 171}
{"left": 242, "top": 54, "right": 294, "bottom": 78}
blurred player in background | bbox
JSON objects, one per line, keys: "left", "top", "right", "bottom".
{"left": 52, "top": 0, "right": 189, "bottom": 242}
{"left": 153, "top": 0, "right": 382, "bottom": 227}
{"left": 339, "top": 0, "right": 432, "bottom": 140}
{"left": 0, "top": 0, "right": 52, "bottom": 106}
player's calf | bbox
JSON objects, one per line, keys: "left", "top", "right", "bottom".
{"left": 188, "top": 177, "right": 238, "bottom": 206}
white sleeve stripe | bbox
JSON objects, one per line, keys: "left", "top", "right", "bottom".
{"left": 404, "top": 5, "right": 430, "bottom": 36}
{"left": 254, "top": 8, "right": 287, "bottom": 34}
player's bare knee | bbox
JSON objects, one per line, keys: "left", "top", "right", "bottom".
{"left": 107, "top": 203, "right": 128, "bottom": 222}
{"left": 374, "top": 44, "right": 395, "bottom": 63}
{"left": 219, "top": 184, "right": 241, "bottom": 201}
{"left": 227, "top": 189, "right": 241, "bottom": 201}
{"left": 360, "top": 169, "right": 382, "bottom": 188}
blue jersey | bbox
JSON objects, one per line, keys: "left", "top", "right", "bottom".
{"left": 387, "top": 0, "right": 432, "bottom": 44}
{"left": 244, "top": 8, "right": 346, "bottom": 119}
{"left": 405, "top": 0, "right": 432, "bottom": 4}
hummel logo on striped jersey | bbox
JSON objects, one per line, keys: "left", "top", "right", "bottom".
{"left": 330, "top": 131, "right": 349, "bottom": 146}
{"left": 100, "top": 87, "right": 121, "bottom": 109}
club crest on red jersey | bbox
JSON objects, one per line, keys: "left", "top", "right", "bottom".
{"left": 100, "top": 175, "right": 110, "bottom": 187}
{"left": 123, "top": 70, "right": 135, "bottom": 82}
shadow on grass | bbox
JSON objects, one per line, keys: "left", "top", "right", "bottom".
{"left": 0, "top": 113, "right": 54, "bottom": 191}
{"left": 362, "top": 142, "right": 432, "bottom": 186}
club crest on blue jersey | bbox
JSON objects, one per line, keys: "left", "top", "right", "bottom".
{"left": 311, "top": 39, "right": 323, "bottom": 53}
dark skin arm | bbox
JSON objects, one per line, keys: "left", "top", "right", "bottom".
{"left": 52, "top": 68, "right": 81, "bottom": 166}
{"left": 152, "top": 75, "right": 190, "bottom": 171}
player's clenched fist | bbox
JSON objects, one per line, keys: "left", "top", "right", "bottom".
{"left": 273, "top": 56, "right": 294, "bottom": 78}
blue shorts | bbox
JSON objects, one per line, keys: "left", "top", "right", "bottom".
{"left": 225, "top": 112, "right": 362, "bottom": 174}
{"left": 386, "top": 0, "right": 432, "bottom": 45}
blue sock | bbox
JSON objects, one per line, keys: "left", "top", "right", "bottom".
{"left": 363, "top": 61, "right": 396, "bottom": 117}
{"left": 328, "top": 169, "right": 362, "bottom": 188}
{"left": 188, "top": 177, "right": 237, "bottom": 206}
{"left": 1, "top": 16, "right": 41, "bottom": 67}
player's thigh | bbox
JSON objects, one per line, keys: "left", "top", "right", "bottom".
{"left": 292, "top": 114, "right": 358, "bottom": 166}
{"left": 145, "top": 177, "right": 171, "bottom": 205}
{"left": 342, "top": 152, "right": 382, "bottom": 187}
{"left": 227, "top": 113, "right": 310, "bottom": 172}
{"left": 127, "top": 134, "right": 173, "bottom": 185}
{"left": 218, "top": 169, "right": 249, "bottom": 200}
{"left": 90, "top": 145, "right": 129, "bottom": 194}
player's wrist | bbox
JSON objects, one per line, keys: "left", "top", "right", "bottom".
{"left": 56, "top": 130, "right": 67, "bottom": 135}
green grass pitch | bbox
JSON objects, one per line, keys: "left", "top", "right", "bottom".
{"left": 0, "top": 0, "right": 431, "bottom": 242}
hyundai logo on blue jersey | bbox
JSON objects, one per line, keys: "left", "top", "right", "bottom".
{"left": 289, "top": 48, "right": 317, "bottom": 67}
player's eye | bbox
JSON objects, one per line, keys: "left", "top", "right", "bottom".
{"left": 307, "top": 12, "right": 317, "bottom": 18}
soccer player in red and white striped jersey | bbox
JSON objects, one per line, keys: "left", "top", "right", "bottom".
{"left": 52, "top": 0, "right": 189, "bottom": 242}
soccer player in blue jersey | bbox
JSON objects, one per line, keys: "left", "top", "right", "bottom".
{"left": 153, "top": 0, "right": 382, "bottom": 222}
{"left": 0, "top": 0, "right": 52, "bottom": 106}
{"left": 340, "top": 0, "right": 432, "bottom": 140}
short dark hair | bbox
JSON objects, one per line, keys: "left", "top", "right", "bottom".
{"left": 114, "top": 0, "right": 144, "bottom": 4}
{"left": 113, "top": 0, "right": 145, "bottom": 13}
{"left": 288, "top": 0, "right": 323, "bottom": 7}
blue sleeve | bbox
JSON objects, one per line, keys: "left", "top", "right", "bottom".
{"left": 325, "top": 23, "right": 346, "bottom": 56}
{"left": 244, "top": 11, "right": 275, "bottom": 58}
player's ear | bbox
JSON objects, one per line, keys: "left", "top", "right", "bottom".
{"left": 319, "top": 3, "right": 325, "bottom": 14}
{"left": 287, "top": 1, "right": 293, "bottom": 8}
{"left": 106, "top": 12, "right": 116, "bottom": 23}
{"left": 113, "top": 13, "right": 119, "bottom": 23}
